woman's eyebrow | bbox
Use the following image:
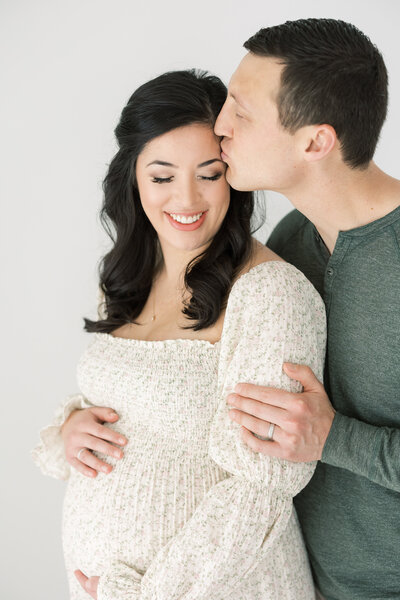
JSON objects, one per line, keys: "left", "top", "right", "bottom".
{"left": 197, "top": 158, "right": 225, "bottom": 168}
{"left": 146, "top": 160, "right": 178, "bottom": 168}
{"left": 146, "top": 158, "right": 224, "bottom": 168}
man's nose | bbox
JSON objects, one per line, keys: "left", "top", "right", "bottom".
{"left": 214, "top": 103, "right": 231, "bottom": 138}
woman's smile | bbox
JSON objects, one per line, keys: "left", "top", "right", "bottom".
{"left": 165, "top": 210, "right": 208, "bottom": 230}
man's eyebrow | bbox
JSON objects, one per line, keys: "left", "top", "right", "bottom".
{"left": 146, "top": 158, "right": 225, "bottom": 168}
{"left": 229, "top": 92, "right": 251, "bottom": 112}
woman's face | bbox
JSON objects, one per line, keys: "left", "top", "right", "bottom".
{"left": 135, "top": 123, "right": 230, "bottom": 255}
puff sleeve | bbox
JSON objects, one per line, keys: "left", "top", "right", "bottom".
{"left": 31, "top": 392, "right": 95, "bottom": 480}
{"left": 97, "top": 261, "right": 327, "bottom": 600}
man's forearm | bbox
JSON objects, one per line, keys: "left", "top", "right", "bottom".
{"left": 322, "top": 411, "right": 400, "bottom": 492}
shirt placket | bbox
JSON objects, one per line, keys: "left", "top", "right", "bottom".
{"left": 322, "top": 234, "right": 351, "bottom": 314}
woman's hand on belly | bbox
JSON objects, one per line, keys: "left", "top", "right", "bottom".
{"left": 61, "top": 406, "right": 128, "bottom": 478}
{"left": 74, "top": 570, "right": 99, "bottom": 599}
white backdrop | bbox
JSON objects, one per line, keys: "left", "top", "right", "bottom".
{"left": 1, "top": 1, "right": 399, "bottom": 598}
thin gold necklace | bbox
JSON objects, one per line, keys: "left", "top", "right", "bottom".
{"left": 149, "top": 281, "right": 186, "bottom": 324}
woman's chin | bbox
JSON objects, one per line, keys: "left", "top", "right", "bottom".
{"left": 161, "top": 236, "right": 211, "bottom": 255}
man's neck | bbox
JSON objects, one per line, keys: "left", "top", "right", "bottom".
{"left": 285, "top": 161, "right": 400, "bottom": 254}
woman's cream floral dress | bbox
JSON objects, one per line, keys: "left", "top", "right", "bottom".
{"left": 32, "top": 261, "right": 326, "bottom": 600}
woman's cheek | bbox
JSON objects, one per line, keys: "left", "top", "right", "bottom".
{"left": 141, "top": 187, "right": 169, "bottom": 220}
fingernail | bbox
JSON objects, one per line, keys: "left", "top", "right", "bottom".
{"left": 118, "top": 437, "right": 126, "bottom": 445}
{"left": 101, "top": 465, "right": 109, "bottom": 473}
{"left": 114, "top": 450, "right": 122, "bottom": 458}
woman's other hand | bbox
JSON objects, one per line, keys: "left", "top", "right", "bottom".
{"left": 74, "top": 570, "right": 99, "bottom": 599}
{"left": 61, "top": 407, "right": 128, "bottom": 478}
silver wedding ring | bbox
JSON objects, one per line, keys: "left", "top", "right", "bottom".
{"left": 77, "top": 447, "right": 86, "bottom": 461}
{"left": 267, "top": 422, "right": 275, "bottom": 441}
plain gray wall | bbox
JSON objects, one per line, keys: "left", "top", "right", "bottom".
{"left": 1, "top": 0, "right": 399, "bottom": 598}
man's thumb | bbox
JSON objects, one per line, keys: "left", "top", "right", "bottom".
{"left": 283, "top": 362, "right": 320, "bottom": 391}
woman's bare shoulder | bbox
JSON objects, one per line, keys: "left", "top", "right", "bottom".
{"left": 236, "top": 238, "right": 284, "bottom": 281}
{"left": 250, "top": 238, "right": 284, "bottom": 266}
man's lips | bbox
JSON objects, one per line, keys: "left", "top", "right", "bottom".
{"left": 220, "top": 145, "right": 229, "bottom": 161}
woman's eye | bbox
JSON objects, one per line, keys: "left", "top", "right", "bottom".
{"left": 151, "top": 177, "right": 173, "bottom": 184}
{"left": 200, "top": 173, "right": 223, "bottom": 181}
{"left": 151, "top": 174, "right": 223, "bottom": 183}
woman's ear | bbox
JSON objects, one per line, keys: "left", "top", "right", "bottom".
{"left": 302, "top": 124, "right": 337, "bottom": 163}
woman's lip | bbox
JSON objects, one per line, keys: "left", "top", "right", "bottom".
{"left": 220, "top": 150, "right": 229, "bottom": 161}
{"left": 164, "top": 210, "right": 207, "bottom": 217}
{"left": 164, "top": 210, "right": 208, "bottom": 231}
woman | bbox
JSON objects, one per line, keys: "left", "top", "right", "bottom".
{"left": 32, "top": 69, "right": 326, "bottom": 600}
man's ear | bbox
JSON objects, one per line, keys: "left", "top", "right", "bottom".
{"left": 302, "top": 124, "right": 337, "bottom": 162}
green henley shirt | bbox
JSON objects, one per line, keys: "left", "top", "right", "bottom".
{"left": 267, "top": 205, "right": 400, "bottom": 600}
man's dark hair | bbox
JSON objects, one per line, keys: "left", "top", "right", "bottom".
{"left": 244, "top": 18, "right": 388, "bottom": 169}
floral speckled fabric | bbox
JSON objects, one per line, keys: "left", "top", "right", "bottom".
{"left": 32, "top": 261, "right": 326, "bottom": 600}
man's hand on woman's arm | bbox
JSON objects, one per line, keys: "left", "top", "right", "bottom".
{"left": 230, "top": 362, "right": 400, "bottom": 493}
{"left": 61, "top": 407, "right": 128, "bottom": 478}
{"left": 226, "top": 362, "right": 335, "bottom": 462}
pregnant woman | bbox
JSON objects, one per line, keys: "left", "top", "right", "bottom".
{"left": 32, "top": 69, "right": 326, "bottom": 600}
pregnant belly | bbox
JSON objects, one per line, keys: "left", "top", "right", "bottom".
{"left": 62, "top": 449, "right": 228, "bottom": 575}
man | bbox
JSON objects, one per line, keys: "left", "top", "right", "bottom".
{"left": 214, "top": 18, "right": 400, "bottom": 600}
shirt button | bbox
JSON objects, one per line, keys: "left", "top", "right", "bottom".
{"left": 327, "top": 267, "right": 334, "bottom": 276}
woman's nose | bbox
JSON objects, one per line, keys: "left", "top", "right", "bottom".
{"left": 174, "top": 177, "right": 200, "bottom": 205}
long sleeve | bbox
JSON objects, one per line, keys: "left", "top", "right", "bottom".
{"left": 31, "top": 392, "right": 94, "bottom": 480}
{"left": 321, "top": 412, "right": 400, "bottom": 492}
{"left": 97, "top": 261, "right": 327, "bottom": 600}
{"left": 31, "top": 286, "right": 105, "bottom": 480}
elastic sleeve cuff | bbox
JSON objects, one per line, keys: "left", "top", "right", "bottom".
{"left": 31, "top": 393, "right": 93, "bottom": 480}
{"left": 97, "top": 561, "right": 142, "bottom": 600}
{"left": 321, "top": 412, "right": 380, "bottom": 478}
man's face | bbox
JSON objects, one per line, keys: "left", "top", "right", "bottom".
{"left": 214, "top": 52, "right": 305, "bottom": 193}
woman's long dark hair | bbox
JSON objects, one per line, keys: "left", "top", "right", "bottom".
{"left": 83, "top": 69, "right": 256, "bottom": 333}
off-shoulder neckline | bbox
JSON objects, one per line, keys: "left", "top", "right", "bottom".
{"left": 95, "top": 260, "right": 290, "bottom": 347}
{"left": 94, "top": 333, "right": 222, "bottom": 349}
